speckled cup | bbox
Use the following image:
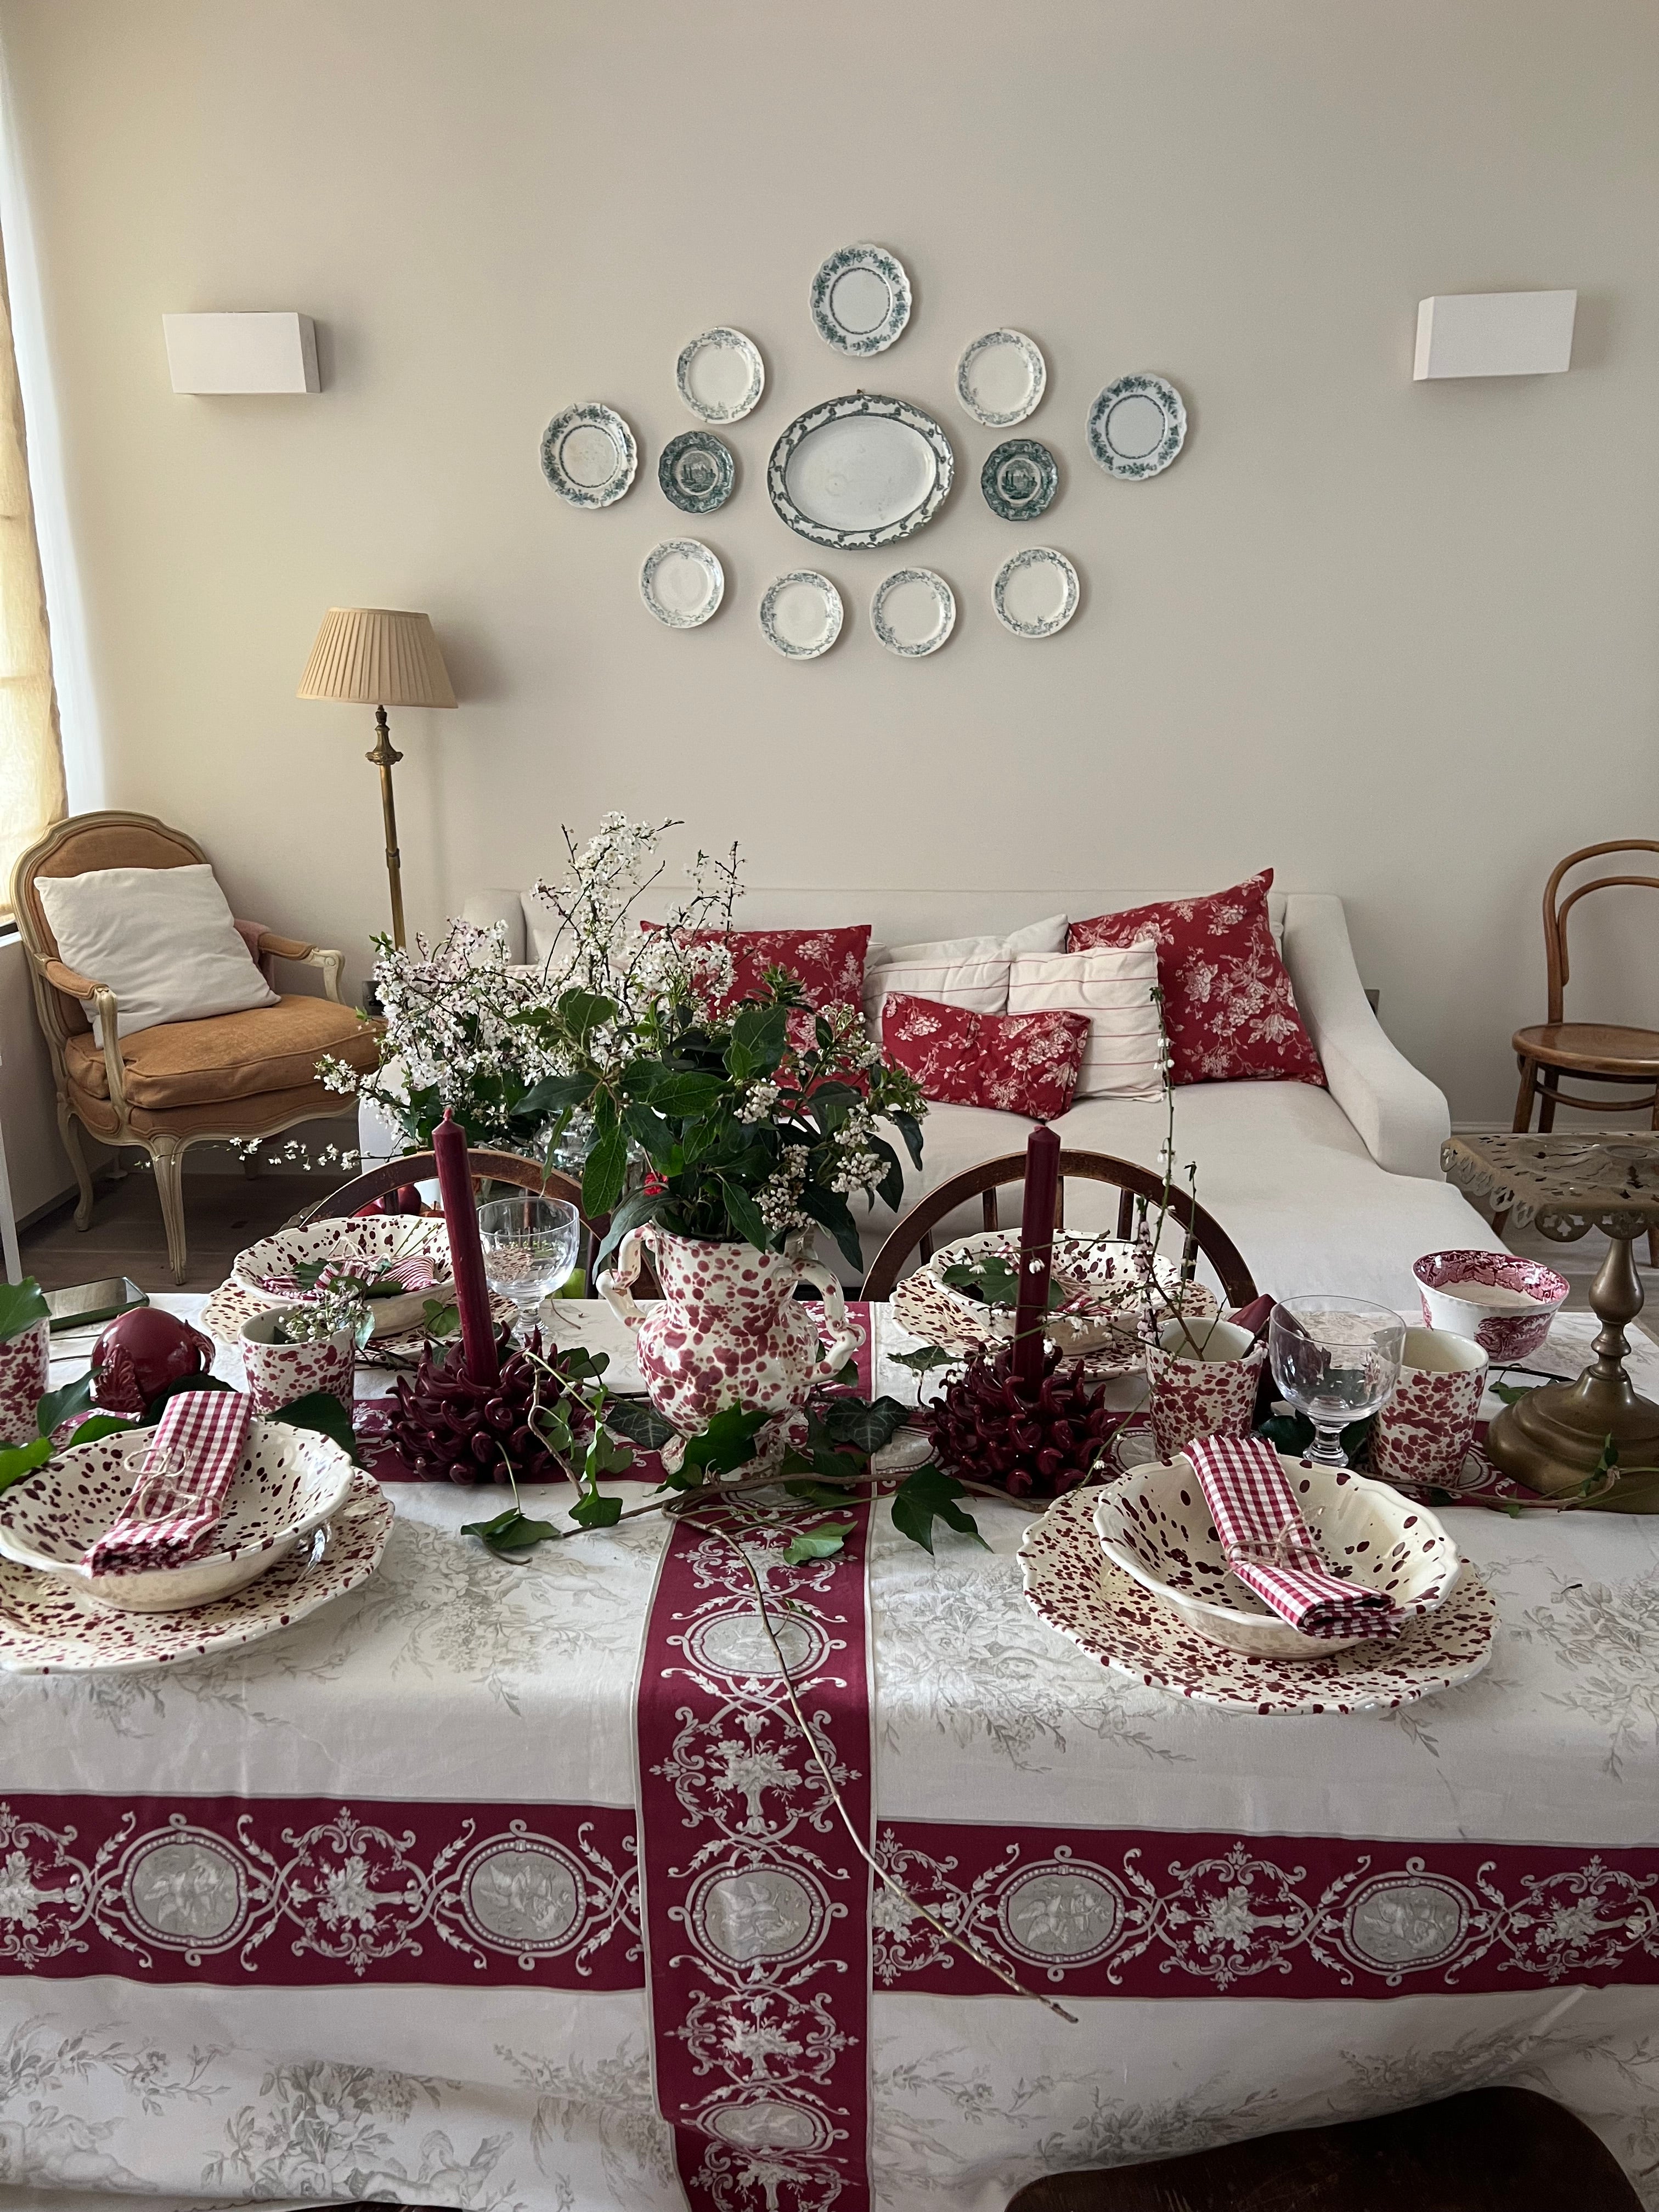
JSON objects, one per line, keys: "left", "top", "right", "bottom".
{"left": 1147, "top": 1317, "right": 1268, "bottom": 1460}
{"left": 239, "top": 1308, "right": 355, "bottom": 1416}
{"left": 1371, "top": 1327, "right": 1488, "bottom": 1490}
{"left": 0, "top": 1319, "right": 49, "bottom": 1444}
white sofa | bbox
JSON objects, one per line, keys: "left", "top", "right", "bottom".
{"left": 358, "top": 884, "right": 1505, "bottom": 1311}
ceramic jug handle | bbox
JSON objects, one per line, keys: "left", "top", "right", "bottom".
{"left": 800, "top": 1260, "right": 862, "bottom": 1381}
{"left": 597, "top": 1226, "right": 648, "bottom": 1334}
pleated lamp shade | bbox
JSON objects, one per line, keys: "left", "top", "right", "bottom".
{"left": 297, "top": 607, "right": 456, "bottom": 709}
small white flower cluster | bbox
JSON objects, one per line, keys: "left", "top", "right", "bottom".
{"left": 757, "top": 1144, "right": 814, "bottom": 1234}
{"left": 827, "top": 1103, "right": 884, "bottom": 1197}
{"left": 737, "top": 1079, "right": 781, "bottom": 1125}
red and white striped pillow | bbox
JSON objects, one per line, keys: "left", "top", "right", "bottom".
{"left": 1006, "top": 942, "right": 1164, "bottom": 1100}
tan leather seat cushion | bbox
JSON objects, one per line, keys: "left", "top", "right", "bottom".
{"left": 65, "top": 995, "right": 381, "bottom": 1109}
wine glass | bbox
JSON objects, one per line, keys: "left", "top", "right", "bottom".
{"left": 1268, "top": 1295, "right": 1406, "bottom": 1468}
{"left": 476, "top": 1195, "right": 580, "bottom": 1330}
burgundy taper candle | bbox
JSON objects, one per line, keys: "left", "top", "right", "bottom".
{"left": 432, "top": 1109, "right": 499, "bottom": 1387}
{"left": 1011, "top": 1121, "right": 1060, "bottom": 1389}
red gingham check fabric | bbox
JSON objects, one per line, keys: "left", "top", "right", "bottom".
{"left": 83, "top": 1389, "right": 253, "bottom": 1575}
{"left": 1186, "top": 1433, "right": 1401, "bottom": 1641}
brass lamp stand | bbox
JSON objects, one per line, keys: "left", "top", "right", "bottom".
{"left": 1442, "top": 1132, "right": 1659, "bottom": 1511}
{"left": 298, "top": 607, "right": 456, "bottom": 949}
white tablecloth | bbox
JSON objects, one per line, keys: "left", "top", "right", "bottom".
{"left": 0, "top": 1301, "right": 1654, "bottom": 2211}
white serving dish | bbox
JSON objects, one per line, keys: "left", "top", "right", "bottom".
{"left": 922, "top": 1230, "right": 1217, "bottom": 1359}
{"left": 768, "top": 392, "right": 954, "bottom": 550}
{"left": 1412, "top": 1248, "right": 1568, "bottom": 1363}
{"left": 1092, "top": 1451, "right": 1460, "bottom": 1658}
{"left": 0, "top": 1418, "right": 356, "bottom": 1613}
{"left": 234, "top": 1217, "right": 452, "bottom": 1339}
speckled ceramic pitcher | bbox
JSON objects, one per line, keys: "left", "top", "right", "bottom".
{"left": 599, "top": 1227, "right": 861, "bottom": 1473}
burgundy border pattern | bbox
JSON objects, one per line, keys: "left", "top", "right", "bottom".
{"left": 873, "top": 1821, "right": 1659, "bottom": 1998}
{"left": 0, "top": 1795, "right": 640, "bottom": 1988}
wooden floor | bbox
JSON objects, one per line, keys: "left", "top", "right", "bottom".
{"left": 19, "top": 1166, "right": 341, "bottom": 1294}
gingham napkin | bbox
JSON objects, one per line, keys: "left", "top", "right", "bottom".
{"left": 255, "top": 1251, "right": 444, "bottom": 1299}
{"left": 1186, "top": 1433, "right": 1401, "bottom": 1641}
{"left": 83, "top": 1388, "right": 253, "bottom": 1575}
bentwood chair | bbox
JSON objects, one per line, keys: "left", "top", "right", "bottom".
{"left": 300, "top": 1147, "right": 611, "bottom": 1295}
{"left": 1004, "top": 2085, "right": 1640, "bottom": 2211}
{"left": 11, "top": 810, "right": 377, "bottom": 1282}
{"left": 860, "top": 1149, "right": 1257, "bottom": 1308}
{"left": 1505, "top": 840, "right": 1659, "bottom": 1257}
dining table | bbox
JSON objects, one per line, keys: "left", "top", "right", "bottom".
{"left": 1, "top": 1292, "right": 1656, "bottom": 2212}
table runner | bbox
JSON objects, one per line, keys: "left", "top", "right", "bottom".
{"left": 1, "top": 1299, "right": 1656, "bottom": 2211}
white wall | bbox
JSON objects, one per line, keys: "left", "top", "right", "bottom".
{"left": 1, "top": 0, "right": 1655, "bottom": 1123}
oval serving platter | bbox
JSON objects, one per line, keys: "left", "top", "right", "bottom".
{"left": 659, "top": 430, "right": 735, "bottom": 515}
{"left": 1087, "top": 373, "right": 1187, "bottom": 479}
{"left": 675, "top": 326, "right": 765, "bottom": 422}
{"left": 981, "top": 438, "right": 1058, "bottom": 522}
{"left": 956, "top": 328, "right": 1046, "bottom": 427}
{"left": 871, "top": 567, "right": 955, "bottom": 657}
{"left": 759, "top": 571, "right": 844, "bottom": 660}
{"left": 810, "top": 242, "right": 912, "bottom": 355}
{"left": 641, "top": 539, "right": 724, "bottom": 629}
{"left": 768, "top": 393, "right": 954, "bottom": 551}
{"left": 540, "top": 402, "right": 638, "bottom": 508}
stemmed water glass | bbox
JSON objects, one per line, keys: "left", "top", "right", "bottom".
{"left": 1268, "top": 1295, "right": 1406, "bottom": 1468}
{"left": 476, "top": 1196, "right": 581, "bottom": 1332}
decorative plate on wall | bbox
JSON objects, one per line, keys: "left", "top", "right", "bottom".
{"left": 540, "top": 402, "right": 638, "bottom": 507}
{"left": 956, "top": 329, "right": 1046, "bottom": 426}
{"left": 981, "top": 438, "right": 1057, "bottom": 521}
{"left": 993, "top": 545, "right": 1080, "bottom": 638}
{"left": 768, "top": 393, "right": 954, "bottom": 550}
{"left": 659, "top": 430, "right": 736, "bottom": 514}
{"left": 810, "top": 242, "right": 912, "bottom": 355}
{"left": 1087, "top": 373, "right": 1187, "bottom": 479}
{"left": 675, "top": 328, "right": 765, "bottom": 422}
{"left": 760, "top": 571, "right": 844, "bottom": 659}
{"left": 871, "top": 567, "right": 955, "bottom": 657}
{"left": 640, "top": 539, "right": 724, "bottom": 628}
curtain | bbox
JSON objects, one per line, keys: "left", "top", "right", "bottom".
{"left": 0, "top": 216, "right": 61, "bottom": 921}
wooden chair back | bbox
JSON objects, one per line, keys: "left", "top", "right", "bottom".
{"left": 300, "top": 1148, "right": 609, "bottom": 1295}
{"left": 861, "top": 1148, "right": 1257, "bottom": 1308}
{"left": 1541, "top": 839, "right": 1659, "bottom": 1025}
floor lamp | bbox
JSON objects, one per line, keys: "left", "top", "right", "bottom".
{"left": 297, "top": 607, "right": 456, "bottom": 949}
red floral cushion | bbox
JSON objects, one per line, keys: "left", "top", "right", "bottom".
{"left": 1067, "top": 871, "right": 1324, "bottom": 1087}
{"left": 882, "top": 994, "right": 1090, "bottom": 1121}
{"left": 647, "top": 924, "right": 871, "bottom": 1014}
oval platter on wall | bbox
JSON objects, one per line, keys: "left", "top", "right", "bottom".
{"left": 767, "top": 393, "right": 954, "bottom": 551}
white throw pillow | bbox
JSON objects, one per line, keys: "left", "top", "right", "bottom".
{"left": 873, "top": 911, "right": 1069, "bottom": 968}
{"left": 863, "top": 955, "right": 1011, "bottom": 1031}
{"left": 36, "top": 863, "right": 279, "bottom": 1043}
{"left": 1007, "top": 942, "right": 1164, "bottom": 1100}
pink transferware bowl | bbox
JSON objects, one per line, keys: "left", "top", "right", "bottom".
{"left": 1412, "top": 1249, "right": 1568, "bottom": 1363}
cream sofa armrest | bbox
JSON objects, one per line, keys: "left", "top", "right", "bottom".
{"left": 1279, "top": 895, "right": 1449, "bottom": 1178}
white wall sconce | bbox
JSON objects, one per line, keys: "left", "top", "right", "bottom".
{"left": 1413, "top": 291, "right": 1576, "bottom": 380}
{"left": 162, "top": 312, "right": 320, "bottom": 393}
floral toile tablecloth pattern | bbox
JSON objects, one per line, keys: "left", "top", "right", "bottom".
{"left": 0, "top": 1302, "right": 1656, "bottom": 2211}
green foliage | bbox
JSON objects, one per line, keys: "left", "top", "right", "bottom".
{"left": 816, "top": 1395, "right": 910, "bottom": 1454}
{"left": 422, "top": 1299, "right": 461, "bottom": 1340}
{"left": 0, "top": 1278, "right": 49, "bottom": 1346}
{"left": 603, "top": 1397, "right": 679, "bottom": 1451}
{"left": 460, "top": 1505, "right": 564, "bottom": 1559}
{"left": 65, "top": 1415, "right": 134, "bottom": 1447}
{"left": 269, "top": 1390, "right": 362, "bottom": 1467}
{"left": 785, "top": 1521, "right": 855, "bottom": 1565}
{"left": 0, "top": 1436, "right": 51, "bottom": 1492}
{"left": 890, "top": 1344, "right": 958, "bottom": 1376}
{"left": 36, "top": 1372, "right": 94, "bottom": 1438}
{"left": 940, "top": 1256, "right": 1065, "bottom": 1312}
{"left": 889, "top": 1465, "right": 986, "bottom": 1554}
{"left": 673, "top": 1404, "right": 768, "bottom": 1486}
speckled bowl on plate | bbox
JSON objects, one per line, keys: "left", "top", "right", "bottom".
{"left": 1092, "top": 1452, "right": 1460, "bottom": 1658}
{"left": 0, "top": 1419, "right": 356, "bottom": 1613}
{"left": 234, "top": 1218, "right": 453, "bottom": 1338}
{"left": 922, "top": 1231, "right": 1217, "bottom": 1358}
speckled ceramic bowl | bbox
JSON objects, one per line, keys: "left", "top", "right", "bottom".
{"left": 923, "top": 1231, "right": 1216, "bottom": 1358}
{"left": 1092, "top": 1453, "right": 1460, "bottom": 1658}
{"left": 234, "top": 1218, "right": 452, "bottom": 1338}
{"left": 0, "top": 1419, "right": 356, "bottom": 1613}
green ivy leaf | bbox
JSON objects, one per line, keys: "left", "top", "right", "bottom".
{"left": 568, "top": 1488, "right": 624, "bottom": 1530}
{"left": 679, "top": 1404, "right": 768, "bottom": 1481}
{"left": 890, "top": 1465, "right": 986, "bottom": 1554}
{"left": 422, "top": 1299, "right": 461, "bottom": 1340}
{"left": 0, "top": 1278, "right": 49, "bottom": 1347}
{"left": 1489, "top": 1381, "right": 1532, "bottom": 1408}
{"left": 785, "top": 1521, "right": 854, "bottom": 1565}
{"left": 66, "top": 1415, "right": 136, "bottom": 1447}
{"left": 269, "top": 1390, "right": 363, "bottom": 1466}
{"left": 36, "top": 1372, "right": 95, "bottom": 1438}
{"left": 783, "top": 1479, "right": 857, "bottom": 1509}
{"left": 603, "top": 1397, "right": 680, "bottom": 1452}
{"left": 584, "top": 1425, "right": 635, "bottom": 1480}
{"left": 890, "top": 1344, "right": 957, "bottom": 1375}
{"left": 817, "top": 1395, "right": 911, "bottom": 1454}
{"left": 460, "top": 1506, "right": 562, "bottom": 1558}
{"left": 0, "top": 1436, "right": 52, "bottom": 1491}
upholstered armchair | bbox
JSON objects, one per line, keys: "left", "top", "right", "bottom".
{"left": 10, "top": 810, "right": 380, "bottom": 1282}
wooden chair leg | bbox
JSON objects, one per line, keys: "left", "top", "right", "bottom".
{"left": 57, "top": 1101, "right": 97, "bottom": 1232}
{"left": 149, "top": 1137, "right": 189, "bottom": 1285}
{"left": 1537, "top": 1067, "right": 1560, "bottom": 1133}
{"left": 1496, "top": 1057, "right": 1543, "bottom": 1238}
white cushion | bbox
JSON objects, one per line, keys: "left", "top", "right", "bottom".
{"left": 1007, "top": 943, "right": 1163, "bottom": 1101}
{"left": 872, "top": 911, "right": 1068, "bottom": 967}
{"left": 864, "top": 955, "right": 1010, "bottom": 1030}
{"left": 36, "top": 863, "right": 278, "bottom": 1043}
